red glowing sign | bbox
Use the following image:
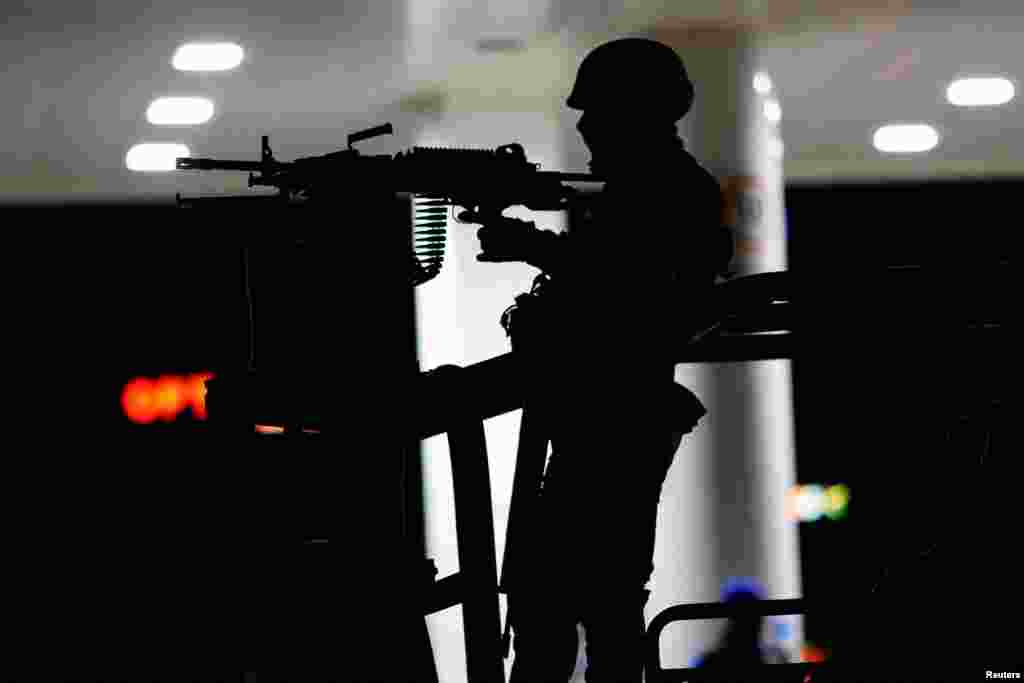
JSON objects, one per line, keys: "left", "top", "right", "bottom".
{"left": 801, "top": 643, "right": 828, "bottom": 663}
{"left": 121, "top": 372, "right": 213, "bottom": 424}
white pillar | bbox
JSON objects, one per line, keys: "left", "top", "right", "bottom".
{"left": 639, "top": 25, "right": 803, "bottom": 667}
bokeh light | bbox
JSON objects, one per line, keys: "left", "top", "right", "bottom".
{"left": 122, "top": 377, "right": 159, "bottom": 424}
{"left": 787, "top": 484, "right": 851, "bottom": 522}
{"left": 121, "top": 372, "right": 213, "bottom": 423}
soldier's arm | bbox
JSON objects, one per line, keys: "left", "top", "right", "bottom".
{"left": 524, "top": 177, "right": 726, "bottom": 279}
{"left": 524, "top": 229, "right": 572, "bottom": 273}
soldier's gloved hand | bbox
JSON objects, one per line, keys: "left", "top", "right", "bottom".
{"left": 458, "top": 210, "right": 540, "bottom": 263}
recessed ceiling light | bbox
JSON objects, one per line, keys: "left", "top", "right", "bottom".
{"left": 946, "top": 76, "right": 1015, "bottom": 107}
{"left": 872, "top": 124, "right": 939, "bottom": 153}
{"left": 172, "top": 42, "right": 244, "bottom": 72}
{"left": 126, "top": 143, "right": 190, "bottom": 171}
{"left": 146, "top": 97, "right": 214, "bottom": 125}
{"left": 763, "top": 98, "right": 782, "bottom": 123}
{"left": 753, "top": 72, "right": 773, "bottom": 95}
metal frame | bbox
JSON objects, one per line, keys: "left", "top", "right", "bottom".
{"left": 419, "top": 366, "right": 506, "bottom": 683}
{"left": 644, "top": 599, "right": 818, "bottom": 683}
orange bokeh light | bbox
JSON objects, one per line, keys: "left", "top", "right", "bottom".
{"left": 187, "top": 372, "right": 213, "bottom": 420}
{"left": 122, "top": 372, "right": 214, "bottom": 423}
{"left": 122, "top": 378, "right": 159, "bottom": 424}
{"left": 255, "top": 424, "right": 285, "bottom": 434}
{"left": 154, "top": 375, "right": 185, "bottom": 421}
{"left": 801, "top": 644, "right": 828, "bottom": 663}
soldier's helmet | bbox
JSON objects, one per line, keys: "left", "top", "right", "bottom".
{"left": 566, "top": 37, "right": 694, "bottom": 121}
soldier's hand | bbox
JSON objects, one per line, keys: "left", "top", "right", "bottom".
{"left": 458, "top": 211, "right": 539, "bottom": 263}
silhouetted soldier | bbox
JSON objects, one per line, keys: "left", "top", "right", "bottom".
{"left": 461, "top": 37, "right": 730, "bottom": 682}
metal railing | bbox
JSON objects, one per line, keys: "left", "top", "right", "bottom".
{"left": 645, "top": 599, "right": 818, "bottom": 683}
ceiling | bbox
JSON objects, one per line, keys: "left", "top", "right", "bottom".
{"left": 2, "top": 0, "right": 1022, "bottom": 202}
{"left": 759, "top": 8, "right": 1024, "bottom": 179}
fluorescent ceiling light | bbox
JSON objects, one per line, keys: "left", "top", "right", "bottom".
{"left": 946, "top": 76, "right": 1015, "bottom": 107}
{"left": 172, "top": 42, "right": 244, "bottom": 71}
{"left": 753, "top": 72, "right": 773, "bottom": 95}
{"left": 763, "top": 98, "right": 782, "bottom": 123}
{"left": 872, "top": 124, "right": 939, "bottom": 153}
{"left": 146, "top": 97, "right": 214, "bottom": 125}
{"left": 126, "top": 143, "right": 190, "bottom": 172}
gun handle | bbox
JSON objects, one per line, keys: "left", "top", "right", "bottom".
{"left": 347, "top": 123, "right": 394, "bottom": 149}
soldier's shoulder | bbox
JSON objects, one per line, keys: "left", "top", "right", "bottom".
{"left": 647, "top": 153, "right": 722, "bottom": 215}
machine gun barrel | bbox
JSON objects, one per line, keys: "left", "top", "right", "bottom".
{"left": 176, "top": 158, "right": 274, "bottom": 172}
